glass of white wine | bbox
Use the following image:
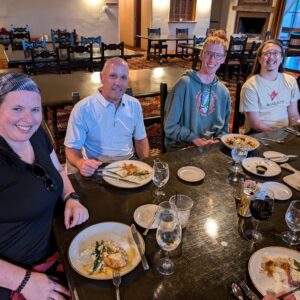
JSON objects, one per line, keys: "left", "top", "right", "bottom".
{"left": 156, "top": 201, "right": 182, "bottom": 275}
{"left": 152, "top": 159, "right": 169, "bottom": 201}
{"left": 282, "top": 200, "right": 300, "bottom": 245}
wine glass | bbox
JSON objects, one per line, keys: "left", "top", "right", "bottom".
{"left": 152, "top": 159, "right": 169, "bottom": 201}
{"left": 156, "top": 201, "right": 182, "bottom": 275}
{"left": 244, "top": 189, "right": 274, "bottom": 243}
{"left": 282, "top": 200, "right": 300, "bottom": 245}
{"left": 228, "top": 147, "right": 248, "bottom": 184}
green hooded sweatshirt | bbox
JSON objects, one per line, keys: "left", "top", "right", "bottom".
{"left": 164, "top": 69, "right": 231, "bottom": 151}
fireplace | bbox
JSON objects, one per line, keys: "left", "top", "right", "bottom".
{"left": 233, "top": 1, "right": 274, "bottom": 39}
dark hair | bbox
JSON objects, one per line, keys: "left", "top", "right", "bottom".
{"left": 250, "top": 39, "right": 285, "bottom": 77}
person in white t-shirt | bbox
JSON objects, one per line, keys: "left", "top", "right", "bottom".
{"left": 240, "top": 39, "right": 300, "bottom": 133}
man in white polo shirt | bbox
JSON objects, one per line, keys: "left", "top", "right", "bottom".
{"left": 64, "top": 58, "right": 149, "bottom": 176}
{"left": 240, "top": 39, "right": 300, "bottom": 134}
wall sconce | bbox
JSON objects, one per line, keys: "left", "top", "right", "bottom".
{"left": 102, "top": 5, "right": 109, "bottom": 13}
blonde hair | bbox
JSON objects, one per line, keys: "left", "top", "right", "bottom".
{"left": 212, "top": 29, "right": 227, "bottom": 42}
{"left": 203, "top": 35, "right": 227, "bottom": 52}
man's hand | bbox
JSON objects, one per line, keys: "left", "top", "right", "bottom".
{"left": 64, "top": 199, "right": 89, "bottom": 229}
{"left": 193, "top": 137, "right": 219, "bottom": 147}
{"left": 78, "top": 159, "right": 102, "bottom": 177}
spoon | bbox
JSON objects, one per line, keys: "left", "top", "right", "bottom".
{"left": 232, "top": 283, "right": 244, "bottom": 300}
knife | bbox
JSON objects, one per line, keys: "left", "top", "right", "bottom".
{"left": 267, "top": 155, "right": 298, "bottom": 160}
{"left": 100, "top": 173, "right": 139, "bottom": 184}
{"left": 130, "top": 224, "right": 149, "bottom": 271}
{"left": 285, "top": 127, "right": 300, "bottom": 136}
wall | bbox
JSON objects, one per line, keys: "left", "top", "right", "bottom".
{"left": 0, "top": 0, "right": 119, "bottom": 43}
{"left": 150, "top": 0, "right": 212, "bottom": 51}
{"left": 140, "top": 0, "right": 152, "bottom": 49}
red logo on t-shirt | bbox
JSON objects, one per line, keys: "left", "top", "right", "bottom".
{"left": 269, "top": 90, "right": 278, "bottom": 101}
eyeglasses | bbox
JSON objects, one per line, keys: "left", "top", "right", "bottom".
{"left": 261, "top": 51, "right": 282, "bottom": 58}
{"left": 30, "top": 163, "right": 57, "bottom": 192}
{"left": 203, "top": 51, "right": 225, "bottom": 61}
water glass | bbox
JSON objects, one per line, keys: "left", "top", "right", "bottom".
{"left": 169, "top": 194, "right": 193, "bottom": 228}
{"left": 152, "top": 159, "right": 169, "bottom": 200}
{"left": 282, "top": 200, "right": 300, "bottom": 245}
{"left": 156, "top": 201, "right": 182, "bottom": 275}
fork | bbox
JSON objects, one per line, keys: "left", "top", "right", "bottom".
{"left": 240, "top": 280, "right": 260, "bottom": 300}
{"left": 112, "top": 269, "right": 121, "bottom": 300}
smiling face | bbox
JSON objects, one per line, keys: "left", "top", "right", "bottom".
{"left": 0, "top": 90, "right": 42, "bottom": 144}
{"left": 199, "top": 43, "right": 226, "bottom": 76}
{"left": 258, "top": 43, "right": 283, "bottom": 74}
{"left": 100, "top": 59, "right": 129, "bottom": 105}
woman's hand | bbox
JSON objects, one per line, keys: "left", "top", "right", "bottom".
{"left": 22, "top": 272, "right": 70, "bottom": 300}
{"left": 193, "top": 137, "right": 219, "bottom": 147}
{"left": 64, "top": 199, "right": 89, "bottom": 229}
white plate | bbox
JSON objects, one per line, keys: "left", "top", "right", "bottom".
{"left": 248, "top": 246, "right": 300, "bottom": 297}
{"left": 242, "top": 157, "right": 281, "bottom": 177}
{"left": 68, "top": 222, "right": 144, "bottom": 280}
{"left": 221, "top": 134, "right": 259, "bottom": 151}
{"left": 263, "top": 151, "right": 289, "bottom": 163}
{"left": 133, "top": 204, "right": 159, "bottom": 229}
{"left": 261, "top": 181, "right": 292, "bottom": 200}
{"left": 177, "top": 166, "right": 205, "bottom": 182}
{"left": 102, "top": 160, "right": 153, "bottom": 189}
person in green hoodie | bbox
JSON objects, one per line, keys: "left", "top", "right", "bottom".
{"left": 164, "top": 35, "right": 231, "bottom": 151}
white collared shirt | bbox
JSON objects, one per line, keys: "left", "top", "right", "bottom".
{"left": 64, "top": 90, "right": 146, "bottom": 158}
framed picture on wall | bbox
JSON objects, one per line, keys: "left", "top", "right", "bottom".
{"left": 239, "top": 0, "right": 272, "bottom": 4}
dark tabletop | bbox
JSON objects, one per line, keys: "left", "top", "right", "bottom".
{"left": 53, "top": 127, "right": 300, "bottom": 300}
{"left": 283, "top": 56, "right": 300, "bottom": 74}
{"left": 31, "top": 67, "right": 185, "bottom": 107}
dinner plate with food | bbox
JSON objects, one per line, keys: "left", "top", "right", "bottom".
{"left": 68, "top": 222, "right": 145, "bottom": 280}
{"left": 248, "top": 246, "right": 300, "bottom": 298}
{"left": 101, "top": 160, "right": 153, "bottom": 188}
{"left": 242, "top": 157, "right": 282, "bottom": 177}
{"left": 221, "top": 134, "right": 259, "bottom": 151}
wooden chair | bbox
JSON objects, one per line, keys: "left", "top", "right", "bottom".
{"left": 232, "top": 81, "right": 245, "bottom": 133}
{"left": 101, "top": 42, "right": 124, "bottom": 69}
{"left": 175, "top": 28, "right": 189, "bottom": 57}
{"left": 143, "top": 83, "right": 168, "bottom": 154}
{"left": 22, "top": 40, "right": 46, "bottom": 50}
{"left": 10, "top": 25, "right": 31, "bottom": 50}
{"left": 51, "top": 29, "right": 75, "bottom": 49}
{"left": 67, "top": 44, "right": 93, "bottom": 72}
{"left": 242, "top": 41, "right": 261, "bottom": 80}
{"left": 220, "top": 35, "right": 248, "bottom": 81}
{"left": 286, "top": 32, "right": 300, "bottom": 57}
{"left": 31, "top": 48, "right": 60, "bottom": 75}
{"left": 147, "top": 28, "right": 168, "bottom": 61}
{"left": 80, "top": 36, "right": 101, "bottom": 47}
{"left": 191, "top": 36, "right": 206, "bottom": 70}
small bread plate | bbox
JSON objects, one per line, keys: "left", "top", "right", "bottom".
{"left": 242, "top": 157, "right": 281, "bottom": 177}
{"left": 177, "top": 166, "right": 205, "bottom": 182}
{"left": 134, "top": 204, "right": 159, "bottom": 229}
{"left": 221, "top": 134, "right": 259, "bottom": 151}
{"left": 261, "top": 181, "right": 292, "bottom": 201}
{"left": 248, "top": 246, "right": 300, "bottom": 297}
{"left": 102, "top": 160, "right": 153, "bottom": 189}
{"left": 263, "top": 151, "right": 289, "bottom": 163}
{"left": 68, "top": 222, "right": 145, "bottom": 280}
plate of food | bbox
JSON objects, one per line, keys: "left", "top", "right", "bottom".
{"left": 263, "top": 151, "right": 289, "bottom": 163}
{"left": 68, "top": 222, "right": 145, "bottom": 280}
{"left": 242, "top": 157, "right": 282, "bottom": 177}
{"left": 248, "top": 246, "right": 300, "bottom": 298}
{"left": 221, "top": 134, "right": 259, "bottom": 151}
{"left": 102, "top": 160, "right": 153, "bottom": 188}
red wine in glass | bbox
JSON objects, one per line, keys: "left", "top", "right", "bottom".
{"left": 250, "top": 199, "right": 273, "bottom": 221}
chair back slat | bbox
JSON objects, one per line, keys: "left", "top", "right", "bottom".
{"left": 148, "top": 28, "right": 161, "bottom": 37}
{"left": 232, "top": 81, "right": 245, "bottom": 133}
{"left": 81, "top": 36, "right": 101, "bottom": 46}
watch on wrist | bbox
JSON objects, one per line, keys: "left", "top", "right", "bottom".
{"left": 65, "top": 192, "right": 80, "bottom": 202}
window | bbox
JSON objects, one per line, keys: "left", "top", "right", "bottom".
{"left": 279, "top": 0, "right": 300, "bottom": 39}
{"left": 169, "top": 0, "right": 197, "bottom": 22}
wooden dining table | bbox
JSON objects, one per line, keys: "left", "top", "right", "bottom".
{"left": 3, "top": 44, "right": 144, "bottom": 68}
{"left": 53, "top": 127, "right": 300, "bottom": 300}
{"left": 137, "top": 34, "right": 196, "bottom": 64}
{"left": 31, "top": 67, "right": 185, "bottom": 108}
